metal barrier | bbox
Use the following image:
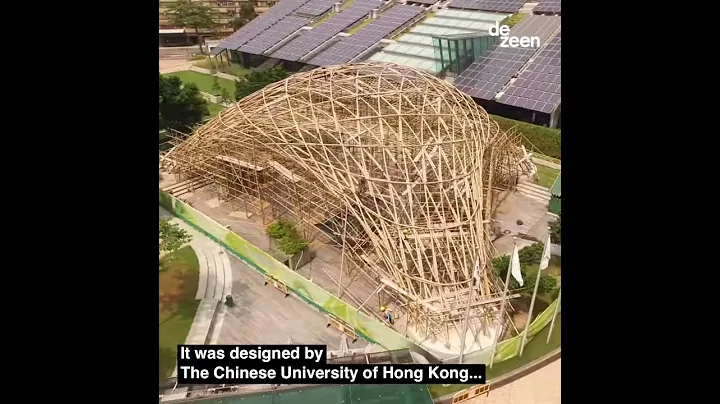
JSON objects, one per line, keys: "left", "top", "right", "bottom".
{"left": 452, "top": 384, "right": 490, "bottom": 403}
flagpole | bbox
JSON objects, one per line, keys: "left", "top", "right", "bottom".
{"left": 546, "top": 287, "right": 561, "bottom": 344}
{"left": 458, "top": 257, "right": 477, "bottom": 364}
{"left": 488, "top": 237, "right": 515, "bottom": 368}
{"left": 519, "top": 229, "right": 550, "bottom": 357}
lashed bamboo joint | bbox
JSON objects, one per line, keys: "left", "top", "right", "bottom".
{"left": 166, "top": 63, "right": 528, "bottom": 353}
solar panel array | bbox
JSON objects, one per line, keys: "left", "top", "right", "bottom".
{"left": 218, "top": 0, "right": 312, "bottom": 50}
{"left": 410, "top": 0, "right": 439, "bottom": 4}
{"left": 498, "top": 30, "right": 561, "bottom": 113}
{"left": 295, "top": 0, "right": 338, "bottom": 17}
{"left": 448, "top": 0, "right": 524, "bottom": 13}
{"left": 271, "top": 0, "right": 383, "bottom": 62}
{"left": 454, "top": 46, "right": 537, "bottom": 100}
{"left": 306, "top": 5, "right": 424, "bottom": 66}
{"left": 239, "top": 16, "right": 312, "bottom": 55}
{"left": 533, "top": 0, "right": 562, "bottom": 14}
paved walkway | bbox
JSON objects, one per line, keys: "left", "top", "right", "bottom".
{"left": 159, "top": 58, "right": 194, "bottom": 74}
{"left": 160, "top": 205, "right": 367, "bottom": 353}
{"left": 217, "top": 252, "right": 367, "bottom": 350}
{"left": 158, "top": 57, "right": 240, "bottom": 82}
{"left": 468, "top": 359, "right": 561, "bottom": 404}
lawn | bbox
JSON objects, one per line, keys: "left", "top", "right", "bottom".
{"left": 159, "top": 245, "right": 200, "bottom": 379}
{"left": 207, "top": 103, "right": 227, "bottom": 118}
{"left": 164, "top": 71, "right": 236, "bottom": 97}
{"left": 427, "top": 313, "right": 561, "bottom": 399}
{"left": 535, "top": 164, "right": 560, "bottom": 189}
{"left": 545, "top": 255, "right": 561, "bottom": 277}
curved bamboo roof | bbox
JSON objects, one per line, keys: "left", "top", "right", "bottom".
{"left": 168, "top": 63, "right": 526, "bottom": 349}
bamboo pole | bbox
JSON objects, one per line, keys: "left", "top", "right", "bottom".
{"left": 164, "top": 63, "right": 527, "bottom": 349}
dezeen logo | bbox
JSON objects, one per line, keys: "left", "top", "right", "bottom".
{"left": 488, "top": 22, "right": 540, "bottom": 48}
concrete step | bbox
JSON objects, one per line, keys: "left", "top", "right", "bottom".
{"left": 185, "top": 298, "right": 219, "bottom": 344}
{"left": 196, "top": 248, "right": 209, "bottom": 300}
{"left": 516, "top": 182, "right": 551, "bottom": 202}
{"left": 517, "top": 180, "right": 551, "bottom": 194}
{"left": 221, "top": 250, "right": 233, "bottom": 300}
{"left": 517, "top": 192, "right": 550, "bottom": 204}
{"left": 212, "top": 250, "right": 225, "bottom": 300}
{"left": 204, "top": 248, "right": 217, "bottom": 300}
{"left": 195, "top": 245, "right": 232, "bottom": 301}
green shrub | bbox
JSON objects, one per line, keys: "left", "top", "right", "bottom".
{"left": 518, "top": 243, "right": 544, "bottom": 266}
{"left": 502, "top": 13, "right": 526, "bottom": 28}
{"left": 266, "top": 219, "right": 308, "bottom": 255}
{"left": 266, "top": 219, "right": 295, "bottom": 239}
{"left": 538, "top": 276, "right": 558, "bottom": 294}
{"left": 491, "top": 255, "right": 510, "bottom": 274}
{"left": 490, "top": 114, "right": 561, "bottom": 159}
{"left": 278, "top": 236, "right": 308, "bottom": 256}
{"left": 549, "top": 215, "right": 561, "bottom": 245}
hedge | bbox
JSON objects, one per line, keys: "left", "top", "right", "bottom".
{"left": 490, "top": 114, "right": 561, "bottom": 160}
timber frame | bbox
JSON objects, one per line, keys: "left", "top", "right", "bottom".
{"left": 163, "top": 63, "right": 531, "bottom": 348}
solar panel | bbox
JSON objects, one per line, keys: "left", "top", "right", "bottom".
{"left": 510, "top": 14, "right": 561, "bottom": 42}
{"left": 295, "top": 0, "right": 338, "bottom": 17}
{"left": 533, "top": 0, "right": 562, "bottom": 14}
{"left": 497, "top": 30, "right": 560, "bottom": 113}
{"left": 448, "top": 0, "right": 524, "bottom": 13}
{"left": 218, "top": 0, "right": 312, "bottom": 50}
{"left": 306, "top": 5, "right": 424, "bottom": 66}
{"left": 454, "top": 46, "right": 537, "bottom": 100}
{"left": 410, "top": 0, "right": 439, "bottom": 4}
{"left": 271, "top": 0, "right": 383, "bottom": 62}
{"left": 239, "top": 16, "right": 312, "bottom": 55}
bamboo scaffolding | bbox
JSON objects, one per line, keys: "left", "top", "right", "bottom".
{"left": 166, "top": 63, "right": 528, "bottom": 348}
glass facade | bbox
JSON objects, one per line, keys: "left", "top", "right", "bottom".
{"left": 432, "top": 33, "right": 498, "bottom": 78}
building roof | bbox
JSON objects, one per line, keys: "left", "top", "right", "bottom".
{"left": 454, "top": 14, "right": 561, "bottom": 105}
{"left": 366, "top": 9, "right": 508, "bottom": 74}
{"left": 550, "top": 172, "right": 561, "bottom": 197}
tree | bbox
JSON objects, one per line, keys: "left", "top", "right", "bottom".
{"left": 549, "top": 214, "right": 561, "bottom": 244}
{"left": 231, "top": 3, "right": 258, "bottom": 30}
{"left": 235, "top": 67, "right": 290, "bottom": 100}
{"left": 220, "top": 88, "right": 231, "bottom": 105}
{"left": 211, "top": 76, "right": 221, "bottom": 95}
{"left": 165, "top": 0, "right": 217, "bottom": 54}
{"left": 159, "top": 219, "right": 192, "bottom": 255}
{"left": 159, "top": 74, "right": 209, "bottom": 132}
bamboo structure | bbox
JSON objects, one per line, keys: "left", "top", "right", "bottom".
{"left": 165, "top": 63, "right": 528, "bottom": 350}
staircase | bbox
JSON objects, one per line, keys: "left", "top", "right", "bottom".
{"left": 162, "top": 177, "right": 213, "bottom": 197}
{"left": 515, "top": 180, "right": 551, "bottom": 204}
